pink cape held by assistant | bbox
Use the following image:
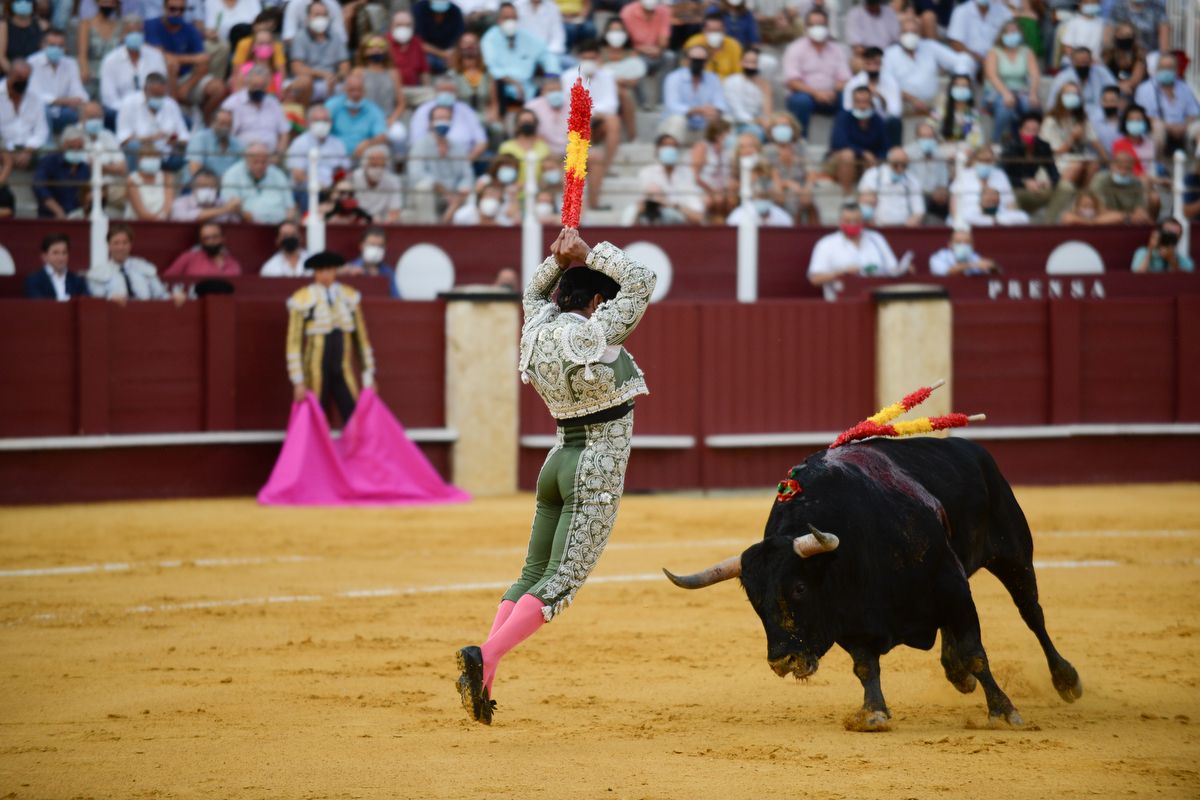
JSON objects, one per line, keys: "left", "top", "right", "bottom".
{"left": 258, "top": 387, "right": 470, "bottom": 506}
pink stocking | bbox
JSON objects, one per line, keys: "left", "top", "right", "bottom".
{"left": 481, "top": 593, "right": 546, "bottom": 693}
{"left": 486, "top": 599, "right": 517, "bottom": 640}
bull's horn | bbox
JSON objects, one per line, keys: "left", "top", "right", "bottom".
{"left": 794, "top": 524, "right": 840, "bottom": 558}
{"left": 662, "top": 555, "right": 742, "bottom": 589}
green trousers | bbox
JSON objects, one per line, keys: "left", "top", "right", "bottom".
{"left": 502, "top": 412, "right": 634, "bottom": 622}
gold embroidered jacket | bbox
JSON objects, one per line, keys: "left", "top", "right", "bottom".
{"left": 518, "top": 241, "right": 657, "bottom": 420}
{"left": 285, "top": 282, "right": 376, "bottom": 399}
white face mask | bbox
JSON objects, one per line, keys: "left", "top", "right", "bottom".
{"left": 499, "top": 19, "right": 518, "bottom": 37}
{"left": 579, "top": 59, "right": 599, "bottom": 77}
{"left": 310, "top": 120, "right": 331, "bottom": 139}
{"left": 639, "top": 0, "right": 658, "bottom": 9}
{"left": 605, "top": 30, "right": 628, "bottom": 48}
{"left": 392, "top": 25, "right": 413, "bottom": 43}
{"left": 195, "top": 187, "right": 217, "bottom": 204}
{"left": 808, "top": 25, "right": 829, "bottom": 43}
{"left": 365, "top": 166, "right": 385, "bottom": 182}
{"left": 705, "top": 31, "right": 724, "bottom": 49}
{"left": 362, "top": 243, "right": 385, "bottom": 263}
{"left": 535, "top": 202, "right": 554, "bottom": 217}
{"left": 478, "top": 196, "right": 501, "bottom": 217}
{"left": 309, "top": 16, "right": 330, "bottom": 34}
{"left": 900, "top": 31, "right": 920, "bottom": 50}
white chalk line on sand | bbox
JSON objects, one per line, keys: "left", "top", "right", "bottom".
{"left": 0, "top": 555, "right": 321, "bottom": 579}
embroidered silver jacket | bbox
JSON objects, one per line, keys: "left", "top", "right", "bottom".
{"left": 518, "top": 242, "right": 657, "bottom": 420}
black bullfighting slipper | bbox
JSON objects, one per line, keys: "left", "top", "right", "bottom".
{"left": 455, "top": 646, "right": 487, "bottom": 723}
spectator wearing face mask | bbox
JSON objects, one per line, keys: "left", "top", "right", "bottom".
{"left": 1111, "top": 103, "right": 1163, "bottom": 218}
{"left": 170, "top": 167, "right": 241, "bottom": 222}
{"left": 947, "top": 0, "right": 1012, "bottom": 65}
{"left": 221, "top": 141, "right": 295, "bottom": 224}
{"left": 164, "top": 222, "right": 242, "bottom": 277}
{"left": 514, "top": 0, "right": 566, "bottom": 58}
{"left": 352, "top": 144, "right": 403, "bottom": 224}
{"left": 221, "top": 65, "right": 289, "bottom": 152}
{"left": 100, "top": 17, "right": 169, "bottom": 112}
{"left": 499, "top": 107, "right": 554, "bottom": 191}
{"left": 186, "top": 107, "right": 244, "bottom": 179}
{"left": 929, "top": 226, "right": 998, "bottom": 276}
{"left": 904, "top": 122, "right": 951, "bottom": 223}
{"left": 146, "top": 0, "right": 225, "bottom": 122}
{"left": 1059, "top": 1, "right": 1104, "bottom": 61}
{"left": 1002, "top": 112, "right": 1071, "bottom": 220}
{"left": 844, "top": 0, "right": 900, "bottom": 64}
{"left": 962, "top": 185, "right": 1030, "bottom": 225}
{"left": 290, "top": 2, "right": 351, "bottom": 106}
{"left": 388, "top": 10, "right": 432, "bottom": 103}
{"left": 1088, "top": 150, "right": 1153, "bottom": 224}
{"left": 27, "top": 27, "right": 87, "bottom": 134}
{"left": 619, "top": 0, "right": 673, "bottom": 96}
{"left": 1131, "top": 219, "right": 1194, "bottom": 273}
{"left": 841, "top": 46, "right": 901, "bottom": 147}
{"left": 409, "top": 75, "right": 489, "bottom": 164}
{"left": 480, "top": 3, "right": 560, "bottom": 113}
{"left": 882, "top": 16, "right": 971, "bottom": 117}
{"left": 525, "top": 74, "right": 568, "bottom": 155}
{"left": 260, "top": 221, "right": 308, "bottom": 277}
{"left": 661, "top": 42, "right": 729, "bottom": 142}
{"left": 1040, "top": 81, "right": 1101, "bottom": 192}
{"left": 636, "top": 133, "right": 704, "bottom": 224}
{"left": 125, "top": 141, "right": 175, "bottom": 220}
{"left": 87, "top": 224, "right": 175, "bottom": 302}
{"left": 982, "top": 19, "right": 1041, "bottom": 145}
{"left": 1108, "top": 0, "right": 1170, "bottom": 56}
{"left": 763, "top": 112, "right": 818, "bottom": 224}
{"left": 286, "top": 104, "right": 350, "bottom": 194}
{"left": 1104, "top": 22, "right": 1146, "bottom": 99}
{"left": 115, "top": 72, "right": 190, "bottom": 173}
{"left": 727, "top": 184, "right": 793, "bottom": 227}
{"left": 408, "top": 102, "right": 474, "bottom": 221}
{"left": 281, "top": 0, "right": 346, "bottom": 44}
{"left": 1046, "top": 48, "right": 1115, "bottom": 114}
{"left": 599, "top": 19, "right": 646, "bottom": 138}
{"left": 570, "top": 39, "right": 621, "bottom": 209}
{"left": 1092, "top": 85, "right": 1124, "bottom": 156}
{"left": 1, "top": 60, "right": 49, "bottom": 169}
{"left": 323, "top": 179, "right": 374, "bottom": 224}
{"left": 412, "top": 0, "right": 465, "bottom": 75}
{"left": 722, "top": 46, "right": 770, "bottom": 138}
{"left": 935, "top": 73, "right": 983, "bottom": 149}
{"left": 709, "top": 0, "right": 759, "bottom": 50}
{"left": 1058, "top": 188, "right": 1122, "bottom": 225}
{"left": 0, "top": 0, "right": 46, "bottom": 74}
{"left": 34, "top": 124, "right": 90, "bottom": 218}
{"left": 326, "top": 69, "right": 388, "bottom": 160}
{"left": 358, "top": 35, "right": 409, "bottom": 147}
{"left": 1133, "top": 52, "right": 1199, "bottom": 158}
{"left": 532, "top": 189, "right": 559, "bottom": 224}
{"left": 341, "top": 226, "right": 399, "bottom": 297}
{"left": 682, "top": 13, "right": 742, "bottom": 78}
{"left": 949, "top": 145, "right": 1016, "bottom": 221}
{"left": 807, "top": 204, "right": 902, "bottom": 286}
{"left": 858, "top": 146, "right": 925, "bottom": 227}
{"left": 828, "top": 86, "right": 888, "bottom": 195}
{"left": 781, "top": 8, "right": 849, "bottom": 137}
{"left": 452, "top": 180, "right": 516, "bottom": 225}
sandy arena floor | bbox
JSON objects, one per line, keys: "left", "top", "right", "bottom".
{"left": 1, "top": 484, "right": 1199, "bottom": 799}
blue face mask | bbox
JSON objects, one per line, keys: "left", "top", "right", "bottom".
{"left": 125, "top": 32, "right": 144, "bottom": 51}
{"left": 546, "top": 90, "right": 564, "bottom": 109}
{"left": 147, "top": 95, "right": 164, "bottom": 111}
{"left": 435, "top": 91, "right": 456, "bottom": 107}
{"left": 431, "top": 0, "right": 451, "bottom": 11}
{"left": 433, "top": 121, "right": 451, "bottom": 137}
{"left": 974, "top": 163, "right": 993, "bottom": 180}
{"left": 860, "top": 204, "right": 875, "bottom": 221}
{"left": 952, "top": 243, "right": 973, "bottom": 261}
{"left": 951, "top": 85, "right": 973, "bottom": 103}
{"left": 1112, "top": 171, "right": 1133, "bottom": 185}
{"left": 140, "top": 156, "right": 162, "bottom": 174}
{"left": 1155, "top": 68, "right": 1175, "bottom": 86}
{"left": 64, "top": 149, "right": 87, "bottom": 164}
{"left": 345, "top": 98, "right": 362, "bottom": 111}
{"left": 497, "top": 165, "right": 518, "bottom": 184}
{"left": 753, "top": 198, "right": 772, "bottom": 215}
{"left": 1126, "top": 119, "right": 1147, "bottom": 137}
{"left": 1081, "top": 3, "right": 1100, "bottom": 15}
{"left": 84, "top": 118, "right": 103, "bottom": 135}
{"left": 658, "top": 145, "right": 679, "bottom": 166}
{"left": 1061, "top": 92, "right": 1081, "bottom": 110}
{"left": 771, "top": 124, "right": 794, "bottom": 143}
{"left": 45, "top": 45, "right": 65, "bottom": 64}
{"left": 851, "top": 107, "right": 872, "bottom": 120}
{"left": 1001, "top": 31, "right": 1022, "bottom": 48}
{"left": 12, "top": 0, "right": 33, "bottom": 15}
{"left": 918, "top": 136, "right": 937, "bottom": 155}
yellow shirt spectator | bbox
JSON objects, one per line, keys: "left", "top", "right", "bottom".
{"left": 683, "top": 32, "right": 743, "bottom": 78}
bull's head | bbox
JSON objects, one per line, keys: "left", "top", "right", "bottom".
{"left": 663, "top": 524, "right": 840, "bottom": 680}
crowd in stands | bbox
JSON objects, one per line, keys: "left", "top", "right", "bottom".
{"left": 2, "top": 0, "right": 1199, "bottom": 289}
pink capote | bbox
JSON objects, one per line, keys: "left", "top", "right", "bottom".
{"left": 257, "top": 388, "right": 470, "bottom": 506}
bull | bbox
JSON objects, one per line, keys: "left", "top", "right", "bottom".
{"left": 664, "top": 436, "right": 1082, "bottom": 730}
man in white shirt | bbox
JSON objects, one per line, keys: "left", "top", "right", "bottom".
{"left": 637, "top": 133, "right": 704, "bottom": 224}
{"left": 858, "top": 146, "right": 925, "bottom": 226}
{"left": 281, "top": 0, "right": 347, "bottom": 43}
{"left": 807, "top": 204, "right": 901, "bottom": 286}
{"left": 28, "top": 28, "right": 88, "bottom": 134}
{"left": 949, "top": 146, "right": 1016, "bottom": 222}
{"left": 904, "top": 122, "right": 951, "bottom": 222}
{"left": 1059, "top": 2, "right": 1104, "bottom": 61}
{"left": 947, "top": 0, "right": 1012, "bottom": 64}
{"left": 882, "top": 16, "right": 972, "bottom": 115}
{"left": 115, "top": 72, "right": 190, "bottom": 170}
{"left": 100, "top": 17, "right": 169, "bottom": 111}
{"left": 962, "top": 185, "right": 1030, "bottom": 226}
{"left": 726, "top": 192, "right": 793, "bottom": 226}
{"left": 0, "top": 61, "right": 49, "bottom": 168}
{"left": 286, "top": 105, "right": 350, "bottom": 192}
{"left": 260, "top": 221, "right": 309, "bottom": 277}
{"left": 515, "top": 0, "right": 566, "bottom": 57}
{"left": 841, "top": 46, "right": 901, "bottom": 145}
{"left": 87, "top": 224, "right": 173, "bottom": 301}
{"left": 929, "top": 226, "right": 998, "bottom": 276}
{"left": 723, "top": 47, "right": 768, "bottom": 131}
{"left": 1133, "top": 52, "right": 1200, "bottom": 156}
{"left": 576, "top": 40, "right": 621, "bottom": 211}
{"left": 80, "top": 101, "right": 129, "bottom": 204}
{"left": 351, "top": 144, "right": 403, "bottom": 224}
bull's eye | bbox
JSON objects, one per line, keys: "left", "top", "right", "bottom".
{"left": 791, "top": 581, "right": 807, "bottom": 600}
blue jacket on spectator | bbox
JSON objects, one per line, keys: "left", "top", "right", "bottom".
{"left": 707, "top": 6, "right": 759, "bottom": 48}
{"left": 145, "top": 17, "right": 204, "bottom": 77}
{"left": 24, "top": 268, "right": 90, "bottom": 300}
{"left": 830, "top": 109, "right": 888, "bottom": 160}
{"left": 33, "top": 153, "right": 90, "bottom": 219}
{"left": 413, "top": 0, "right": 466, "bottom": 53}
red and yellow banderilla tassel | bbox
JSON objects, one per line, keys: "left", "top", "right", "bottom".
{"left": 831, "top": 380, "right": 985, "bottom": 448}
{"left": 561, "top": 77, "right": 592, "bottom": 229}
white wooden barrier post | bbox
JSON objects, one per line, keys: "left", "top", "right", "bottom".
{"left": 1173, "top": 150, "right": 1189, "bottom": 255}
{"left": 521, "top": 149, "right": 541, "bottom": 288}
{"left": 306, "top": 147, "right": 325, "bottom": 252}
{"left": 951, "top": 148, "right": 968, "bottom": 228}
{"left": 89, "top": 150, "right": 107, "bottom": 270}
{"left": 736, "top": 155, "right": 758, "bottom": 302}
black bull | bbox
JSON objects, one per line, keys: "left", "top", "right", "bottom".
{"left": 664, "top": 437, "right": 1082, "bottom": 730}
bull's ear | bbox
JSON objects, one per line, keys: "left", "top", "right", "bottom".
{"left": 793, "top": 524, "right": 839, "bottom": 558}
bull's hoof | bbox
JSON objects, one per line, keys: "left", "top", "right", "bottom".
{"left": 844, "top": 708, "right": 892, "bottom": 732}
{"left": 1053, "top": 668, "right": 1083, "bottom": 703}
{"left": 951, "top": 673, "right": 977, "bottom": 695}
{"left": 987, "top": 708, "right": 1024, "bottom": 729}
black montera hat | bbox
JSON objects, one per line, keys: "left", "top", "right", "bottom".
{"left": 304, "top": 250, "right": 346, "bottom": 271}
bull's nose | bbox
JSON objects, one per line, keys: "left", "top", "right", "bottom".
{"left": 769, "top": 656, "right": 795, "bottom": 677}
{"left": 768, "top": 654, "right": 818, "bottom": 679}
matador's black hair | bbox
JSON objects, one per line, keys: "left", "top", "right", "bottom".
{"left": 556, "top": 267, "right": 619, "bottom": 312}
